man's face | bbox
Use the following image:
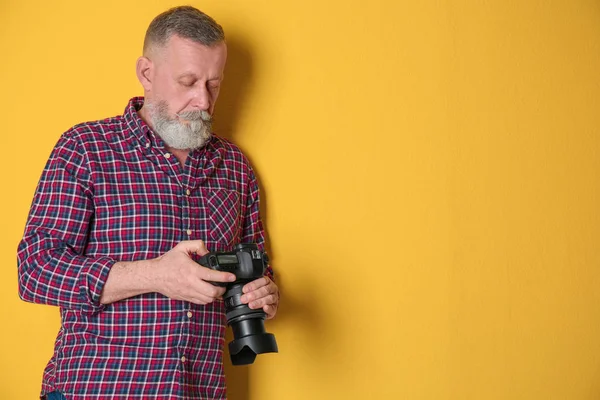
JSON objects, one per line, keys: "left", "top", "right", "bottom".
{"left": 145, "top": 35, "right": 227, "bottom": 149}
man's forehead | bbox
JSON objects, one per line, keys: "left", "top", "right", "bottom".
{"left": 151, "top": 36, "right": 227, "bottom": 76}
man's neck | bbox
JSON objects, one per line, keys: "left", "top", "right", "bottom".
{"left": 137, "top": 104, "right": 151, "bottom": 127}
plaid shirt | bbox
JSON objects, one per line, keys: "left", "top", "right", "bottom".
{"left": 17, "top": 97, "right": 271, "bottom": 399}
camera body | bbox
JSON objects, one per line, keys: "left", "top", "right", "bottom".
{"left": 198, "top": 243, "right": 278, "bottom": 365}
{"left": 200, "top": 243, "right": 268, "bottom": 285}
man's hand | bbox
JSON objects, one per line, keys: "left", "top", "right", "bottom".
{"left": 153, "top": 240, "right": 236, "bottom": 304}
{"left": 240, "top": 276, "right": 279, "bottom": 319}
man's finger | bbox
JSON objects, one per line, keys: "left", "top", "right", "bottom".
{"left": 249, "top": 293, "right": 278, "bottom": 309}
{"left": 197, "top": 265, "right": 236, "bottom": 283}
{"left": 195, "top": 280, "right": 227, "bottom": 298}
{"left": 242, "top": 276, "right": 271, "bottom": 293}
{"left": 241, "top": 283, "right": 277, "bottom": 303}
{"left": 263, "top": 304, "right": 277, "bottom": 319}
{"left": 177, "top": 240, "right": 209, "bottom": 256}
{"left": 187, "top": 294, "right": 214, "bottom": 305}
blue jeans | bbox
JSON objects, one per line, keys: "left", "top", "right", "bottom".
{"left": 45, "top": 391, "right": 67, "bottom": 400}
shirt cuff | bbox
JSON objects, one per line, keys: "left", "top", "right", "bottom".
{"left": 78, "top": 256, "right": 115, "bottom": 314}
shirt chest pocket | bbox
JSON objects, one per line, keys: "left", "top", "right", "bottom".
{"left": 207, "top": 189, "right": 241, "bottom": 248}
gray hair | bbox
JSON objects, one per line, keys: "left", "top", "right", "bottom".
{"left": 143, "top": 6, "right": 225, "bottom": 53}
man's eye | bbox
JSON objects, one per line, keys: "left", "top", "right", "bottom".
{"left": 180, "top": 80, "right": 195, "bottom": 87}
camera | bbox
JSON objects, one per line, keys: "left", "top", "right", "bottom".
{"left": 198, "top": 243, "right": 278, "bottom": 365}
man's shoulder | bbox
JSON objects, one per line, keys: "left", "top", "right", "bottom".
{"left": 62, "top": 114, "right": 126, "bottom": 142}
{"left": 58, "top": 97, "right": 142, "bottom": 145}
{"left": 211, "top": 135, "right": 242, "bottom": 151}
{"left": 211, "top": 135, "right": 252, "bottom": 164}
{"left": 209, "top": 135, "right": 259, "bottom": 183}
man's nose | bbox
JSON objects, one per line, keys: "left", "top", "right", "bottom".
{"left": 190, "top": 87, "right": 210, "bottom": 111}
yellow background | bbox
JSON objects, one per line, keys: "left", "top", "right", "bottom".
{"left": 1, "top": 1, "right": 600, "bottom": 399}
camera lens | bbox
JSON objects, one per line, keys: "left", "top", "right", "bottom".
{"left": 223, "top": 283, "right": 278, "bottom": 365}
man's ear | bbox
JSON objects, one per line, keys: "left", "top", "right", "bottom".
{"left": 136, "top": 56, "right": 153, "bottom": 91}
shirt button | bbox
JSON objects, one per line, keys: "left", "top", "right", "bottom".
{"left": 187, "top": 311, "right": 193, "bottom": 318}
{"left": 186, "top": 229, "right": 192, "bottom": 236}
{"left": 181, "top": 356, "right": 186, "bottom": 363}
{"left": 165, "top": 153, "right": 171, "bottom": 159}
{"left": 145, "top": 143, "right": 150, "bottom": 148}
{"left": 185, "top": 189, "right": 191, "bottom": 196}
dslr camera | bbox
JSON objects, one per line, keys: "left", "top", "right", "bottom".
{"left": 198, "top": 243, "right": 278, "bottom": 365}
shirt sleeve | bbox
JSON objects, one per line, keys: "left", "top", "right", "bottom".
{"left": 240, "top": 168, "right": 274, "bottom": 281}
{"left": 17, "top": 132, "right": 114, "bottom": 314}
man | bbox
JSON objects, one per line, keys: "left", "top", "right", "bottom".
{"left": 17, "top": 6, "right": 278, "bottom": 399}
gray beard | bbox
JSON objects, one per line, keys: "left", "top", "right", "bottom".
{"left": 149, "top": 100, "right": 213, "bottom": 150}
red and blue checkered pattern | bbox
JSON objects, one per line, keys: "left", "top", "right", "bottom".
{"left": 17, "top": 97, "right": 271, "bottom": 399}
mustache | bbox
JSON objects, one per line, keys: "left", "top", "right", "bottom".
{"left": 175, "top": 110, "right": 213, "bottom": 123}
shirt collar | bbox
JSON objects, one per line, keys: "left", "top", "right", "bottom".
{"left": 122, "top": 97, "right": 223, "bottom": 175}
{"left": 122, "top": 96, "right": 216, "bottom": 155}
{"left": 123, "top": 96, "right": 154, "bottom": 147}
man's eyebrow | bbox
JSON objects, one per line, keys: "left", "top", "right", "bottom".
{"left": 176, "top": 73, "right": 222, "bottom": 81}
{"left": 177, "top": 72, "right": 197, "bottom": 80}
